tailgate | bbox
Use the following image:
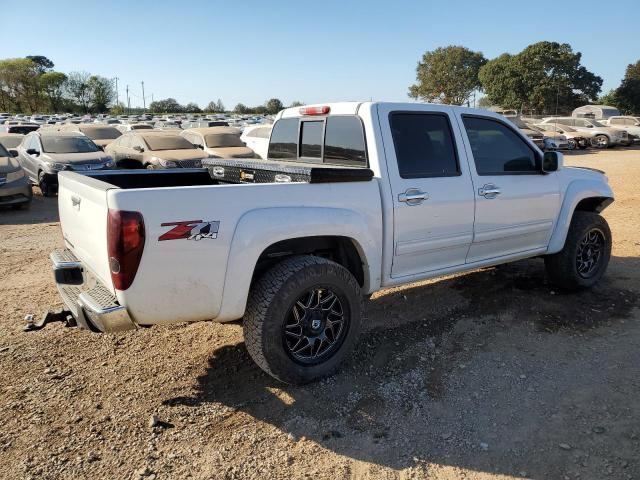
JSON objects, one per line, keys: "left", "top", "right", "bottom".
{"left": 57, "top": 172, "right": 113, "bottom": 291}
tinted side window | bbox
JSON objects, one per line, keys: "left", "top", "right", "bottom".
{"left": 324, "top": 116, "right": 367, "bottom": 166}
{"left": 268, "top": 118, "right": 298, "bottom": 159}
{"left": 390, "top": 113, "right": 459, "bottom": 178}
{"left": 462, "top": 116, "right": 538, "bottom": 175}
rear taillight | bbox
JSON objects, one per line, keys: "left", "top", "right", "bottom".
{"left": 107, "top": 209, "right": 145, "bottom": 291}
{"left": 299, "top": 106, "right": 330, "bottom": 116}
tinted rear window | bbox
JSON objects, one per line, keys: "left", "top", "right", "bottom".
{"left": 268, "top": 118, "right": 298, "bottom": 159}
{"left": 324, "top": 116, "right": 367, "bottom": 166}
{"left": 390, "top": 113, "right": 459, "bottom": 178}
{"left": 204, "top": 133, "right": 244, "bottom": 148}
{"left": 300, "top": 121, "right": 323, "bottom": 158}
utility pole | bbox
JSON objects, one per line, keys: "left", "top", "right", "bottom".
{"left": 141, "top": 81, "right": 146, "bottom": 112}
{"left": 114, "top": 77, "right": 119, "bottom": 108}
{"left": 126, "top": 85, "right": 130, "bottom": 115}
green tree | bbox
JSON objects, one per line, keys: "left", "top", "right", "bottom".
{"left": 289, "top": 100, "right": 304, "bottom": 107}
{"left": 205, "top": 101, "right": 217, "bottom": 112}
{"left": 149, "top": 98, "right": 183, "bottom": 113}
{"left": 479, "top": 41, "right": 602, "bottom": 114}
{"left": 0, "top": 58, "right": 41, "bottom": 112}
{"left": 409, "top": 46, "right": 486, "bottom": 105}
{"left": 26, "top": 55, "right": 54, "bottom": 74}
{"left": 615, "top": 60, "right": 640, "bottom": 114}
{"left": 184, "top": 102, "right": 202, "bottom": 113}
{"left": 265, "top": 98, "right": 284, "bottom": 114}
{"left": 87, "top": 75, "right": 115, "bottom": 113}
{"left": 215, "top": 99, "right": 225, "bottom": 112}
{"left": 234, "top": 103, "right": 249, "bottom": 114}
{"left": 40, "top": 71, "right": 67, "bottom": 112}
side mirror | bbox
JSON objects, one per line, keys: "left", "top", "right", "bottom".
{"left": 26, "top": 148, "right": 39, "bottom": 156}
{"left": 9, "top": 149, "right": 18, "bottom": 157}
{"left": 542, "top": 151, "right": 562, "bottom": 173}
{"left": 133, "top": 146, "right": 144, "bottom": 153}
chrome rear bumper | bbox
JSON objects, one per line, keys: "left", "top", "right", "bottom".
{"left": 50, "top": 249, "right": 137, "bottom": 333}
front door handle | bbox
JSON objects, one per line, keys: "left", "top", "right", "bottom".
{"left": 398, "top": 188, "right": 428, "bottom": 205}
{"left": 478, "top": 184, "right": 501, "bottom": 199}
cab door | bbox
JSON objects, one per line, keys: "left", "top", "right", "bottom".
{"left": 455, "top": 113, "right": 561, "bottom": 263}
{"left": 377, "top": 104, "right": 475, "bottom": 278}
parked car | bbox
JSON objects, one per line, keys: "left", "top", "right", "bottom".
{"left": 154, "top": 121, "right": 181, "bottom": 130}
{"left": 525, "top": 124, "right": 571, "bottom": 150}
{"left": 49, "top": 101, "right": 613, "bottom": 384}
{"left": 182, "top": 120, "right": 230, "bottom": 129}
{"left": 116, "top": 123, "right": 154, "bottom": 133}
{"left": 540, "top": 117, "right": 628, "bottom": 148}
{"left": 105, "top": 131, "right": 208, "bottom": 169}
{"left": 16, "top": 131, "right": 115, "bottom": 196}
{"left": 180, "top": 127, "right": 255, "bottom": 158}
{"left": 240, "top": 125, "right": 272, "bottom": 159}
{"left": 604, "top": 116, "right": 640, "bottom": 143}
{"left": 58, "top": 124, "right": 122, "bottom": 149}
{"left": 504, "top": 116, "right": 545, "bottom": 149}
{"left": 0, "top": 142, "right": 32, "bottom": 209}
{"left": 534, "top": 124, "right": 590, "bottom": 150}
{"left": 0, "top": 133, "right": 25, "bottom": 153}
{"left": 1, "top": 123, "right": 39, "bottom": 135}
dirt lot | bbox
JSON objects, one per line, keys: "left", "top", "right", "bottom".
{"left": 1, "top": 148, "right": 639, "bottom": 480}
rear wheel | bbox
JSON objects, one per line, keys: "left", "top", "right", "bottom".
{"left": 244, "top": 255, "right": 362, "bottom": 384}
{"left": 566, "top": 139, "right": 577, "bottom": 150}
{"left": 545, "top": 211, "right": 611, "bottom": 290}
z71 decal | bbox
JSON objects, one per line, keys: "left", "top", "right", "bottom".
{"left": 159, "top": 220, "right": 220, "bottom": 241}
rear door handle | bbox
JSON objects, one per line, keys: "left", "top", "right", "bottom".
{"left": 478, "top": 184, "right": 501, "bottom": 199}
{"left": 398, "top": 188, "right": 428, "bottom": 205}
{"left": 71, "top": 195, "right": 81, "bottom": 208}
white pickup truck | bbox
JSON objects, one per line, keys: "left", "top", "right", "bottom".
{"left": 50, "top": 102, "right": 614, "bottom": 384}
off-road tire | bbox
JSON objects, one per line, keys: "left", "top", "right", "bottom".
{"left": 244, "top": 255, "right": 362, "bottom": 384}
{"left": 544, "top": 211, "right": 611, "bottom": 290}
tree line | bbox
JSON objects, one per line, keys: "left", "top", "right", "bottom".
{"left": 0, "top": 56, "right": 115, "bottom": 114}
{"left": 148, "top": 97, "right": 304, "bottom": 115}
{"left": 409, "top": 41, "right": 640, "bottom": 115}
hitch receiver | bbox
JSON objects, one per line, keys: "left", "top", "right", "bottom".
{"left": 24, "top": 309, "right": 76, "bottom": 332}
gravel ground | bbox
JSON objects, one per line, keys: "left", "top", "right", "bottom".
{"left": 0, "top": 148, "right": 639, "bottom": 480}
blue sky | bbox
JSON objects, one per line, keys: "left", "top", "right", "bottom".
{"left": 3, "top": 0, "right": 638, "bottom": 108}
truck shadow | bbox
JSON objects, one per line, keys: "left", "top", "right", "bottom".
{"left": 164, "top": 256, "right": 640, "bottom": 477}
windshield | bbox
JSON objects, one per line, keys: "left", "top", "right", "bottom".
{"left": 79, "top": 127, "right": 122, "bottom": 140}
{"left": 144, "top": 136, "right": 195, "bottom": 151}
{"left": 0, "top": 143, "right": 10, "bottom": 157}
{"left": 41, "top": 136, "right": 100, "bottom": 154}
{"left": 205, "top": 133, "right": 244, "bottom": 148}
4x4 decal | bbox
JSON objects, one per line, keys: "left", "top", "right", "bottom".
{"left": 159, "top": 220, "right": 220, "bottom": 241}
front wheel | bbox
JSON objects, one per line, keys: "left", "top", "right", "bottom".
{"left": 38, "top": 171, "right": 56, "bottom": 197}
{"left": 544, "top": 211, "right": 611, "bottom": 290}
{"left": 244, "top": 255, "right": 362, "bottom": 384}
{"left": 590, "top": 135, "right": 610, "bottom": 149}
